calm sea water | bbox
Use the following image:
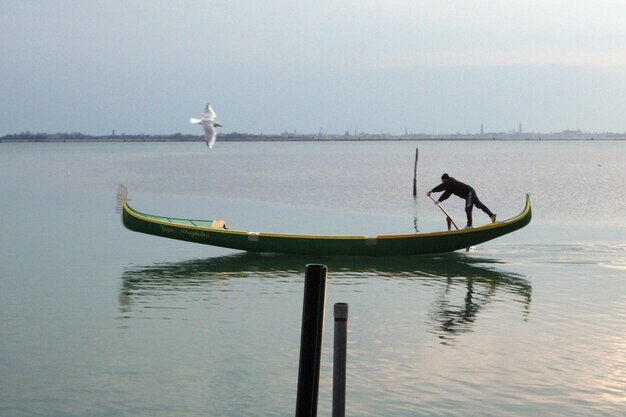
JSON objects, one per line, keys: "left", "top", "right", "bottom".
{"left": 1, "top": 141, "right": 625, "bottom": 417}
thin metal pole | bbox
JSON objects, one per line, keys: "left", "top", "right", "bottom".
{"left": 332, "top": 303, "right": 348, "bottom": 417}
{"left": 295, "top": 264, "right": 328, "bottom": 417}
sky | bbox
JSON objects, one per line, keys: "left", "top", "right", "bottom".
{"left": 1, "top": 0, "right": 625, "bottom": 136}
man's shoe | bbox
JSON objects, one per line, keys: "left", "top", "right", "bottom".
{"left": 490, "top": 214, "right": 497, "bottom": 223}
{"left": 464, "top": 225, "right": 473, "bottom": 230}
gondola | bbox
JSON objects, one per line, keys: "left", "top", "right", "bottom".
{"left": 118, "top": 186, "right": 531, "bottom": 256}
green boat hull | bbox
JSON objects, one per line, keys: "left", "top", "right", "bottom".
{"left": 121, "top": 194, "right": 531, "bottom": 256}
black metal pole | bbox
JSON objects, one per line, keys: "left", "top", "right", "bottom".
{"left": 332, "top": 303, "right": 348, "bottom": 417}
{"left": 295, "top": 264, "right": 328, "bottom": 417}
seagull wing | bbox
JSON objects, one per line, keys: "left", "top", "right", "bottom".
{"left": 202, "top": 121, "right": 217, "bottom": 149}
{"left": 204, "top": 104, "right": 217, "bottom": 122}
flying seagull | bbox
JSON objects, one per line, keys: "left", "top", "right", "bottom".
{"left": 190, "top": 103, "right": 222, "bottom": 149}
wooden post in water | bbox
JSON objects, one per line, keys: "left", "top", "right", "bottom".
{"left": 332, "top": 303, "right": 348, "bottom": 417}
{"left": 295, "top": 264, "right": 328, "bottom": 417}
{"left": 412, "top": 147, "right": 419, "bottom": 197}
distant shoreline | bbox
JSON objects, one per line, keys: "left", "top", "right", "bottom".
{"left": 2, "top": 134, "right": 626, "bottom": 143}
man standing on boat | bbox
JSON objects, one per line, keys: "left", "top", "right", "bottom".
{"left": 427, "top": 173, "right": 496, "bottom": 229}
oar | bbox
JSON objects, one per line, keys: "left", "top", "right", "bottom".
{"left": 428, "top": 195, "right": 459, "bottom": 231}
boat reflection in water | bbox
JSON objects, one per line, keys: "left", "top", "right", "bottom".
{"left": 119, "top": 252, "right": 531, "bottom": 343}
